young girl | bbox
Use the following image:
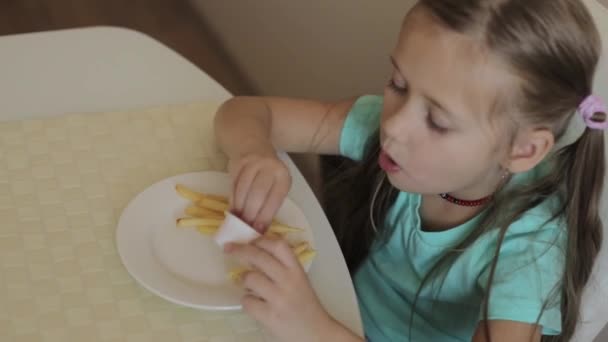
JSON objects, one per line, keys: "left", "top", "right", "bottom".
{"left": 214, "top": 0, "right": 606, "bottom": 341}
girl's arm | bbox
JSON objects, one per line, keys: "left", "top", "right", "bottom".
{"left": 322, "top": 321, "right": 366, "bottom": 342}
{"left": 214, "top": 96, "right": 355, "bottom": 159}
{"left": 472, "top": 321, "right": 541, "bottom": 342}
{"left": 213, "top": 96, "right": 355, "bottom": 230}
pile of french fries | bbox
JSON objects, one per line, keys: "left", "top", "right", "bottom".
{"left": 174, "top": 184, "right": 316, "bottom": 282}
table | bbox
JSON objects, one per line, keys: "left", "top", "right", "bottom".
{"left": 0, "top": 26, "right": 363, "bottom": 341}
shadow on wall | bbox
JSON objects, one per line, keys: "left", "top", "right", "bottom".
{"left": 189, "top": 0, "right": 415, "bottom": 99}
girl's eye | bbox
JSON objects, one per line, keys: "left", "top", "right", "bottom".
{"left": 427, "top": 114, "right": 448, "bottom": 133}
{"left": 386, "top": 72, "right": 449, "bottom": 133}
{"left": 387, "top": 78, "right": 407, "bottom": 94}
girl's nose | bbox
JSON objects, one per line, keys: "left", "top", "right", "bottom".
{"left": 382, "top": 103, "right": 418, "bottom": 145}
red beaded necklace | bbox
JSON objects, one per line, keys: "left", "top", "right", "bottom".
{"left": 439, "top": 193, "right": 493, "bottom": 207}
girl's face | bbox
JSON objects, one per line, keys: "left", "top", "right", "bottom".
{"left": 380, "top": 7, "right": 517, "bottom": 198}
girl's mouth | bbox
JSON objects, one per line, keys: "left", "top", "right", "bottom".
{"left": 379, "top": 150, "right": 402, "bottom": 173}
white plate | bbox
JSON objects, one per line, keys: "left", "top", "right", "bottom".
{"left": 116, "top": 171, "right": 315, "bottom": 310}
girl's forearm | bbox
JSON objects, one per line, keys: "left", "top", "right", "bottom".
{"left": 321, "top": 317, "right": 365, "bottom": 342}
{"left": 213, "top": 97, "right": 276, "bottom": 159}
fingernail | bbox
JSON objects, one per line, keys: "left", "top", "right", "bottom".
{"left": 253, "top": 222, "right": 264, "bottom": 232}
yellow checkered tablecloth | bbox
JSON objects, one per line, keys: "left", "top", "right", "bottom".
{"left": 0, "top": 103, "right": 269, "bottom": 341}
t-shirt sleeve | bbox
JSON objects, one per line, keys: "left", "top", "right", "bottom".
{"left": 476, "top": 216, "right": 566, "bottom": 336}
{"left": 339, "top": 95, "right": 383, "bottom": 161}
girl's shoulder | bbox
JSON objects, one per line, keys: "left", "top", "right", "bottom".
{"left": 340, "top": 95, "right": 384, "bottom": 160}
{"left": 511, "top": 195, "right": 564, "bottom": 231}
{"left": 498, "top": 162, "right": 567, "bottom": 241}
{"left": 483, "top": 196, "right": 567, "bottom": 257}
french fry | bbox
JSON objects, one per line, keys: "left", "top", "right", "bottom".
{"left": 185, "top": 205, "right": 225, "bottom": 220}
{"left": 205, "top": 194, "right": 229, "bottom": 203}
{"left": 197, "top": 225, "right": 219, "bottom": 235}
{"left": 175, "top": 184, "right": 205, "bottom": 202}
{"left": 198, "top": 198, "right": 229, "bottom": 213}
{"left": 176, "top": 217, "right": 222, "bottom": 228}
{"left": 297, "top": 249, "right": 317, "bottom": 264}
{"left": 176, "top": 184, "right": 229, "bottom": 204}
{"left": 263, "top": 231, "right": 283, "bottom": 239}
{"left": 228, "top": 267, "right": 248, "bottom": 282}
{"left": 268, "top": 223, "right": 304, "bottom": 234}
{"left": 292, "top": 241, "right": 310, "bottom": 256}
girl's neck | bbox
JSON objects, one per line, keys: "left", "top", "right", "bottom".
{"left": 420, "top": 194, "right": 485, "bottom": 231}
{"left": 419, "top": 172, "right": 504, "bottom": 231}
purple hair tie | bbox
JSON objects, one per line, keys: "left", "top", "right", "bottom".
{"left": 579, "top": 95, "right": 608, "bottom": 130}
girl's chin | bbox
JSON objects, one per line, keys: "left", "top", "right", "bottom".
{"left": 385, "top": 173, "right": 418, "bottom": 192}
{"left": 385, "top": 172, "right": 441, "bottom": 195}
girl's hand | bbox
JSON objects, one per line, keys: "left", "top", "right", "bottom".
{"left": 228, "top": 150, "right": 291, "bottom": 232}
{"left": 225, "top": 237, "right": 336, "bottom": 342}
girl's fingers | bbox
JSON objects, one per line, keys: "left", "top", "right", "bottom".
{"left": 253, "top": 175, "right": 290, "bottom": 230}
{"left": 241, "top": 173, "right": 274, "bottom": 228}
{"left": 227, "top": 159, "right": 242, "bottom": 207}
{"left": 232, "top": 164, "right": 260, "bottom": 214}
{"left": 254, "top": 237, "right": 300, "bottom": 269}
{"left": 225, "top": 243, "right": 286, "bottom": 282}
{"left": 241, "top": 294, "right": 269, "bottom": 325}
{"left": 241, "top": 270, "right": 276, "bottom": 301}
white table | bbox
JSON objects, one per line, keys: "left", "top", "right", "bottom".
{"left": 0, "top": 26, "right": 363, "bottom": 340}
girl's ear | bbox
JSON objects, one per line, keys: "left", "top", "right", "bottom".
{"left": 504, "top": 128, "right": 555, "bottom": 173}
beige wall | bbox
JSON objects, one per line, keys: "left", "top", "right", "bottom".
{"left": 192, "top": 0, "right": 608, "bottom": 99}
{"left": 190, "top": 0, "right": 415, "bottom": 99}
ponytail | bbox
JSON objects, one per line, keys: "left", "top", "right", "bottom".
{"left": 548, "top": 129, "right": 605, "bottom": 341}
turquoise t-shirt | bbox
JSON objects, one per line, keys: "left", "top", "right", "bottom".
{"left": 340, "top": 95, "right": 567, "bottom": 341}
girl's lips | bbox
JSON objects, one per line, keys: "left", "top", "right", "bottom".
{"left": 379, "top": 150, "right": 402, "bottom": 173}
